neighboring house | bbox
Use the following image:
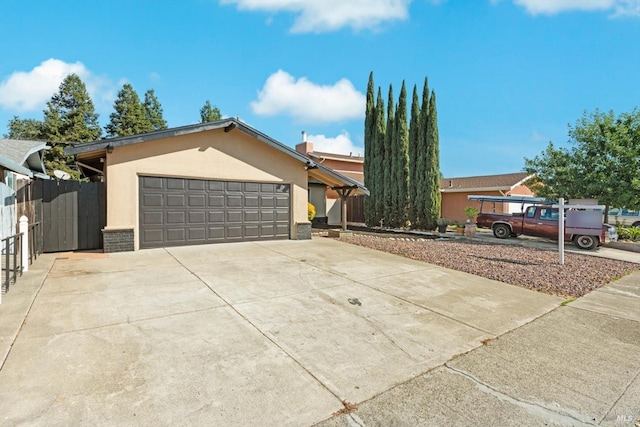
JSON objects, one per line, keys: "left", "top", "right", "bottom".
{"left": 66, "top": 119, "right": 367, "bottom": 252}
{"left": 0, "top": 139, "right": 49, "bottom": 238}
{"left": 440, "top": 172, "right": 535, "bottom": 223}
{"left": 295, "top": 133, "right": 365, "bottom": 225}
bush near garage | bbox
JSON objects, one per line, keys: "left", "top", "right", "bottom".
{"left": 308, "top": 202, "right": 316, "bottom": 221}
{"left": 618, "top": 226, "right": 640, "bottom": 241}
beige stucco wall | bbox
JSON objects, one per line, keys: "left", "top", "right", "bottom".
{"left": 105, "top": 128, "right": 308, "bottom": 250}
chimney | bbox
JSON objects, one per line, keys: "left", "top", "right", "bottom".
{"left": 295, "top": 131, "right": 313, "bottom": 155}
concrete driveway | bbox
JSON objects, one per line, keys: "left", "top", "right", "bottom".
{"left": 1, "top": 238, "right": 564, "bottom": 425}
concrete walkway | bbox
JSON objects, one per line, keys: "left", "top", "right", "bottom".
{"left": 0, "top": 238, "right": 637, "bottom": 426}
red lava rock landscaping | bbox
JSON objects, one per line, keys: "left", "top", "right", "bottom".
{"left": 339, "top": 234, "right": 638, "bottom": 298}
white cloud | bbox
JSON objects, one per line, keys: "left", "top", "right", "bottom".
{"left": 219, "top": 0, "right": 411, "bottom": 33}
{"left": 510, "top": 0, "right": 639, "bottom": 16}
{"left": 0, "top": 58, "right": 114, "bottom": 112}
{"left": 308, "top": 132, "right": 364, "bottom": 156}
{"left": 251, "top": 70, "right": 365, "bottom": 123}
{"left": 531, "top": 130, "right": 548, "bottom": 142}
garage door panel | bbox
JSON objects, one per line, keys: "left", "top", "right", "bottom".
{"left": 143, "top": 212, "right": 163, "bottom": 225}
{"left": 188, "top": 180, "right": 205, "bottom": 191}
{"left": 227, "top": 182, "right": 242, "bottom": 192}
{"left": 167, "top": 194, "right": 186, "bottom": 207}
{"left": 208, "top": 211, "right": 224, "bottom": 223}
{"left": 188, "top": 227, "right": 206, "bottom": 240}
{"left": 189, "top": 211, "right": 206, "bottom": 224}
{"left": 167, "top": 178, "right": 186, "bottom": 190}
{"left": 189, "top": 194, "right": 206, "bottom": 207}
{"left": 166, "top": 228, "right": 186, "bottom": 242}
{"left": 167, "top": 211, "right": 186, "bottom": 224}
{"left": 208, "top": 195, "right": 224, "bottom": 207}
{"left": 140, "top": 176, "right": 290, "bottom": 248}
{"left": 143, "top": 194, "right": 163, "bottom": 207}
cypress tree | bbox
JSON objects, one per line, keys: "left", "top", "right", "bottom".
{"left": 392, "top": 81, "right": 409, "bottom": 227}
{"left": 363, "top": 72, "right": 376, "bottom": 226}
{"left": 407, "top": 84, "right": 420, "bottom": 227}
{"left": 424, "top": 90, "right": 441, "bottom": 230}
{"left": 382, "top": 84, "right": 394, "bottom": 227}
{"left": 415, "top": 78, "right": 430, "bottom": 229}
{"left": 373, "top": 87, "right": 386, "bottom": 226}
{"left": 200, "top": 100, "right": 222, "bottom": 123}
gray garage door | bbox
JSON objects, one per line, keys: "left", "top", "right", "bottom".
{"left": 139, "top": 176, "right": 290, "bottom": 248}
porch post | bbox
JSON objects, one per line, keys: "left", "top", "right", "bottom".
{"left": 336, "top": 188, "right": 353, "bottom": 231}
{"left": 19, "top": 215, "right": 29, "bottom": 273}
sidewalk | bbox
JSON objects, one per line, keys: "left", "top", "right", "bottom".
{"left": 0, "top": 254, "right": 57, "bottom": 366}
{"left": 317, "top": 271, "right": 640, "bottom": 426}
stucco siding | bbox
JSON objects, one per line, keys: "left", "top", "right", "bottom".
{"left": 105, "top": 128, "right": 308, "bottom": 249}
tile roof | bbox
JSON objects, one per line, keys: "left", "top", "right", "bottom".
{"left": 441, "top": 172, "right": 532, "bottom": 191}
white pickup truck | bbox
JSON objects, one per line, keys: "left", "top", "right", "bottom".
{"left": 608, "top": 208, "right": 640, "bottom": 228}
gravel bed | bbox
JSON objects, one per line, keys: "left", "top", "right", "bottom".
{"left": 339, "top": 234, "right": 638, "bottom": 298}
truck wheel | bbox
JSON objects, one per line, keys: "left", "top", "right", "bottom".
{"left": 493, "top": 224, "right": 511, "bottom": 239}
{"left": 573, "top": 235, "right": 598, "bottom": 250}
{"left": 632, "top": 221, "right": 640, "bottom": 228}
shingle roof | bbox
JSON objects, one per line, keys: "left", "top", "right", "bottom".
{"left": 440, "top": 172, "right": 532, "bottom": 192}
{"left": 0, "top": 139, "right": 49, "bottom": 177}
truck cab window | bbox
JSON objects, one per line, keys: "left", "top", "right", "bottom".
{"left": 526, "top": 207, "right": 536, "bottom": 218}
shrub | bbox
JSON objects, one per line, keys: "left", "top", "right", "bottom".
{"left": 618, "top": 226, "right": 640, "bottom": 241}
{"left": 464, "top": 206, "right": 479, "bottom": 222}
{"left": 308, "top": 202, "right": 316, "bottom": 221}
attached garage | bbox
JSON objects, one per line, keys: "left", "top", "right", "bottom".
{"left": 66, "top": 119, "right": 367, "bottom": 252}
{"left": 139, "top": 176, "right": 290, "bottom": 248}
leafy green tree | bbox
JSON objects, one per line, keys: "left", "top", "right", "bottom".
{"left": 414, "top": 78, "right": 430, "bottom": 228}
{"left": 407, "top": 85, "right": 420, "bottom": 227}
{"left": 200, "top": 100, "right": 222, "bottom": 123}
{"left": 143, "top": 89, "right": 167, "bottom": 131}
{"left": 391, "top": 81, "right": 409, "bottom": 227}
{"left": 41, "top": 73, "right": 102, "bottom": 178}
{"left": 383, "top": 85, "right": 395, "bottom": 226}
{"left": 4, "top": 116, "right": 43, "bottom": 140}
{"left": 364, "top": 72, "right": 376, "bottom": 226}
{"left": 372, "top": 87, "right": 386, "bottom": 226}
{"left": 423, "top": 90, "right": 441, "bottom": 230}
{"left": 525, "top": 108, "right": 640, "bottom": 216}
{"left": 105, "top": 83, "right": 153, "bottom": 137}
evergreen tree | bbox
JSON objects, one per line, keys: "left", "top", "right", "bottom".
{"left": 200, "top": 100, "right": 222, "bottom": 123}
{"left": 143, "top": 89, "right": 167, "bottom": 131}
{"left": 4, "top": 116, "right": 43, "bottom": 140}
{"left": 407, "top": 85, "right": 420, "bottom": 227}
{"left": 105, "top": 83, "right": 153, "bottom": 138}
{"left": 423, "top": 90, "right": 441, "bottom": 230}
{"left": 363, "top": 72, "right": 376, "bottom": 226}
{"left": 382, "top": 84, "right": 395, "bottom": 226}
{"left": 392, "top": 81, "right": 409, "bottom": 227}
{"left": 41, "top": 73, "right": 102, "bottom": 178}
{"left": 415, "top": 78, "right": 430, "bottom": 229}
{"left": 372, "top": 87, "right": 386, "bottom": 226}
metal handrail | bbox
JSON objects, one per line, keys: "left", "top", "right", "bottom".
{"left": 28, "top": 222, "right": 42, "bottom": 263}
{"left": 2, "top": 232, "right": 23, "bottom": 294}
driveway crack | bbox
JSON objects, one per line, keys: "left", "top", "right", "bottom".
{"left": 445, "top": 365, "right": 597, "bottom": 426}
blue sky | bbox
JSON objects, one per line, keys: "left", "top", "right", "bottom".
{"left": 1, "top": 0, "right": 638, "bottom": 178}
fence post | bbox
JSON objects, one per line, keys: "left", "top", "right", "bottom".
{"left": 19, "top": 216, "right": 29, "bottom": 273}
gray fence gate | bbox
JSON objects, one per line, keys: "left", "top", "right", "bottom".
{"left": 33, "top": 180, "right": 106, "bottom": 252}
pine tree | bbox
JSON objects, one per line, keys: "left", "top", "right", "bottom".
{"left": 4, "top": 116, "right": 43, "bottom": 140}
{"left": 392, "top": 81, "right": 409, "bottom": 227}
{"left": 382, "top": 85, "right": 394, "bottom": 227}
{"left": 363, "top": 72, "right": 376, "bottom": 226}
{"left": 105, "top": 84, "right": 153, "bottom": 138}
{"left": 143, "top": 89, "right": 167, "bottom": 131}
{"left": 407, "top": 85, "right": 420, "bottom": 227}
{"left": 41, "top": 73, "right": 102, "bottom": 178}
{"left": 200, "top": 100, "right": 222, "bottom": 123}
{"left": 415, "top": 78, "right": 430, "bottom": 229}
{"left": 423, "top": 90, "right": 441, "bottom": 230}
{"left": 373, "top": 87, "right": 386, "bottom": 226}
